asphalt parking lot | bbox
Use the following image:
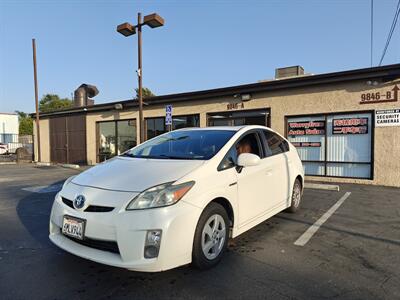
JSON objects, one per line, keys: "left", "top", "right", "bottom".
{"left": 0, "top": 164, "right": 399, "bottom": 300}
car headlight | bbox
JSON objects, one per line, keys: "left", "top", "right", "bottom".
{"left": 126, "top": 181, "right": 195, "bottom": 210}
{"left": 62, "top": 175, "right": 76, "bottom": 189}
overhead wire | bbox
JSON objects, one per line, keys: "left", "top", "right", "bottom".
{"left": 379, "top": 0, "right": 400, "bottom": 66}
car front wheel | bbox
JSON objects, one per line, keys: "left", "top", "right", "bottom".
{"left": 286, "top": 178, "right": 302, "bottom": 213}
{"left": 192, "top": 202, "right": 229, "bottom": 270}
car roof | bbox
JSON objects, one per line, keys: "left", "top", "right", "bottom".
{"left": 174, "top": 125, "right": 273, "bottom": 132}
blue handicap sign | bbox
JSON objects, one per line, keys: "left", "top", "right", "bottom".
{"left": 165, "top": 105, "right": 173, "bottom": 125}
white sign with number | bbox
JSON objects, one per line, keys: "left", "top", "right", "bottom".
{"left": 165, "top": 105, "right": 173, "bottom": 125}
{"left": 375, "top": 109, "right": 400, "bottom": 127}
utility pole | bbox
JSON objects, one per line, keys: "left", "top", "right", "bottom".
{"left": 32, "top": 38, "right": 41, "bottom": 162}
{"left": 137, "top": 13, "right": 144, "bottom": 143}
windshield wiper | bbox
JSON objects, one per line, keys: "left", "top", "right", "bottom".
{"left": 121, "top": 153, "right": 204, "bottom": 160}
{"left": 121, "top": 154, "right": 160, "bottom": 159}
{"left": 121, "top": 153, "right": 138, "bottom": 158}
{"left": 157, "top": 154, "right": 201, "bottom": 160}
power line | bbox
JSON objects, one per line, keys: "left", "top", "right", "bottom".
{"left": 379, "top": 0, "right": 400, "bottom": 65}
{"left": 379, "top": 0, "right": 400, "bottom": 66}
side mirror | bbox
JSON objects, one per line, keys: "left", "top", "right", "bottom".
{"left": 237, "top": 153, "right": 261, "bottom": 168}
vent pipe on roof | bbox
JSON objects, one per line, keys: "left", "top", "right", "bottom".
{"left": 74, "top": 84, "right": 99, "bottom": 107}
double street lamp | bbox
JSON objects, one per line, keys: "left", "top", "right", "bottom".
{"left": 117, "top": 13, "right": 164, "bottom": 144}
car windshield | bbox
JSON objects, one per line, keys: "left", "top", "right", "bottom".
{"left": 122, "top": 129, "right": 236, "bottom": 160}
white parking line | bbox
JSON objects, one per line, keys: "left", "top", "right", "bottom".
{"left": 294, "top": 192, "right": 351, "bottom": 246}
{"left": 22, "top": 184, "right": 63, "bottom": 193}
{"left": 0, "top": 178, "right": 14, "bottom": 183}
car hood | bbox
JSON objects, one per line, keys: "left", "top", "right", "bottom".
{"left": 71, "top": 156, "right": 204, "bottom": 192}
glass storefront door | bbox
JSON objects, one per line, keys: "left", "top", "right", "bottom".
{"left": 97, "top": 119, "right": 136, "bottom": 162}
{"left": 117, "top": 120, "right": 137, "bottom": 154}
{"left": 208, "top": 109, "right": 269, "bottom": 127}
{"left": 98, "top": 122, "right": 116, "bottom": 162}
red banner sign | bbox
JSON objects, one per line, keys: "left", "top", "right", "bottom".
{"left": 332, "top": 117, "right": 368, "bottom": 134}
{"left": 288, "top": 121, "right": 325, "bottom": 136}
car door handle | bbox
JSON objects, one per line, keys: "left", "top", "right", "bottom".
{"left": 265, "top": 169, "right": 272, "bottom": 176}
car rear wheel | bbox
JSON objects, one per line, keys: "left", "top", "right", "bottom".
{"left": 286, "top": 178, "right": 302, "bottom": 213}
{"left": 192, "top": 202, "right": 229, "bottom": 270}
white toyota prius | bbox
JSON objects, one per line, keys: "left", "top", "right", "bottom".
{"left": 49, "top": 125, "right": 304, "bottom": 272}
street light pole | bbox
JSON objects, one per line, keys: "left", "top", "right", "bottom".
{"left": 137, "top": 13, "right": 144, "bottom": 143}
{"left": 117, "top": 12, "right": 164, "bottom": 144}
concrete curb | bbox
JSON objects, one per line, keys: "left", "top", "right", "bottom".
{"left": 35, "top": 162, "right": 52, "bottom": 167}
{"left": 0, "top": 162, "right": 17, "bottom": 165}
{"left": 304, "top": 182, "right": 340, "bottom": 191}
{"left": 60, "top": 164, "right": 80, "bottom": 169}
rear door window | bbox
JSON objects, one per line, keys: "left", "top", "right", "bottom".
{"left": 262, "top": 130, "right": 289, "bottom": 157}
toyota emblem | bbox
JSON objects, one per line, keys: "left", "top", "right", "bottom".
{"left": 73, "top": 195, "right": 86, "bottom": 210}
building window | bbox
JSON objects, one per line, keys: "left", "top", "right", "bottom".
{"left": 286, "top": 112, "right": 373, "bottom": 179}
{"left": 145, "top": 114, "right": 199, "bottom": 140}
{"left": 208, "top": 109, "right": 270, "bottom": 127}
{"left": 97, "top": 119, "right": 136, "bottom": 162}
{"left": 146, "top": 117, "right": 165, "bottom": 140}
{"left": 173, "top": 115, "right": 199, "bottom": 129}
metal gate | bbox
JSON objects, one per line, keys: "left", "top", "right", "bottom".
{"left": 49, "top": 115, "right": 87, "bottom": 164}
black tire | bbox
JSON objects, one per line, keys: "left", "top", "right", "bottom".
{"left": 192, "top": 202, "right": 229, "bottom": 270}
{"left": 286, "top": 178, "right": 302, "bottom": 213}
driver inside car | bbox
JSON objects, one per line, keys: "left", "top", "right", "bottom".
{"left": 236, "top": 136, "right": 253, "bottom": 155}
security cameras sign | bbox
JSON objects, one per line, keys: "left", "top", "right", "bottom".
{"left": 375, "top": 109, "right": 400, "bottom": 127}
{"left": 165, "top": 105, "right": 173, "bottom": 125}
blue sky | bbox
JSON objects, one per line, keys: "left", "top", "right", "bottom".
{"left": 0, "top": 0, "right": 399, "bottom": 113}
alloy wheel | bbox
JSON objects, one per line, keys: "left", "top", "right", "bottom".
{"left": 201, "top": 214, "right": 226, "bottom": 260}
{"left": 293, "top": 182, "right": 301, "bottom": 207}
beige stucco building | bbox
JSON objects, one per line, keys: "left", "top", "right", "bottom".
{"left": 34, "top": 64, "right": 400, "bottom": 187}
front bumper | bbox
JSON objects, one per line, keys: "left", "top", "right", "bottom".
{"left": 49, "top": 189, "right": 202, "bottom": 272}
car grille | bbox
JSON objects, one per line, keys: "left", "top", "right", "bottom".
{"left": 63, "top": 233, "right": 120, "bottom": 254}
{"left": 61, "top": 197, "right": 74, "bottom": 208}
{"left": 62, "top": 197, "right": 114, "bottom": 212}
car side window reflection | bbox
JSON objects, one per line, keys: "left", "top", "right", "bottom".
{"left": 218, "top": 147, "right": 238, "bottom": 171}
{"left": 263, "top": 130, "right": 289, "bottom": 157}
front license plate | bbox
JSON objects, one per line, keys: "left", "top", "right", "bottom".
{"left": 62, "top": 215, "right": 86, "bottom": 240}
